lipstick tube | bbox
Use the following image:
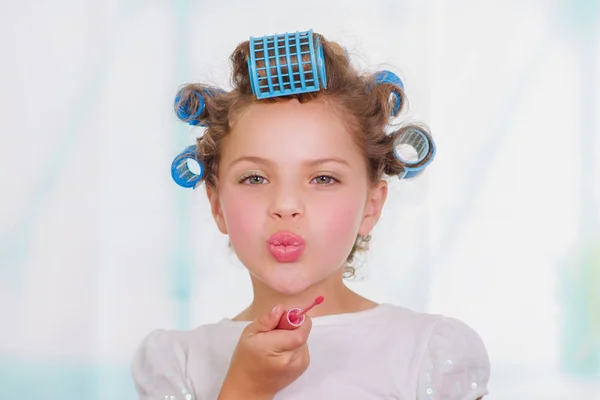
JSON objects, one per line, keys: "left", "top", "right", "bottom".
{"left": 277, "top": 308, "right": 305, "bottom": 330}
{"left": 275, "top": 296, "right": 324, "bottom": 330}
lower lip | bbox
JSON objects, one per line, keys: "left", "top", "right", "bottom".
{"left": 268, "top": 244, "right": 305, "bottom": 262}
{"left": 268, "top": 232, "right": 305, "bottom": 262}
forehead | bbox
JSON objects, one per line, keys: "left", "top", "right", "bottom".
{"left": 221, "top": 98, "right": 363, "bottom": 164}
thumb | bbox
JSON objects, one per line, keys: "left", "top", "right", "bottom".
{"left": 247, "top": 305, "right": 285, "bottom": 334}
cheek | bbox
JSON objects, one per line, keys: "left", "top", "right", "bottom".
{"left": 313, "top": 194, "right": 365, "bottom": 244}
{"left": 218, "top": 187, "right": 366, "bottom": 257}
{"left": 220, "top": 193, "right": 264, "bottom": 243}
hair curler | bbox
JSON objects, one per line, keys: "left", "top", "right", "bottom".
{"left": 174, "top": 87, "right": 225, "bottom": 127}
{"left": 171, "top": 145, "right": 204, "bottom": 188}
{"left": 171, "top": 87, "right": 224, "bottom": 188}
{"left": 374, "top": 70, "right": 404, "bottom": 117}
{"left": 393, "top": 127, "right": 437, "bottom": 179}
{"left": 247, "top": 29, "right": 327, "bottom": 99}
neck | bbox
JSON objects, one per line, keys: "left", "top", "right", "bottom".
{"left": 232, "top": 269, "right": 378, "bottom": 321}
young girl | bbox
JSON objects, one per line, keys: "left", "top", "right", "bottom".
{"left": 132, "top": 30, "right": 490, "bottom": 399}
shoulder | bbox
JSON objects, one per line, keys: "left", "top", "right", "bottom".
{"left": 375, "top": 303, "right": 445, "bottom": 336}
{"left": 376, "top": 305, "right": 488, "bottom": 360}
{"left": 417, "top": 316, "right": 491, "bottom": 400}
{"left": 131, "top": 328, "right": 197, "bottom": 399}
{"left": 373, "top": 306, "right": 490, "bottom": 399}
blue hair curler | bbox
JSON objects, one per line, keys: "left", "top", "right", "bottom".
{"left": 174, "top": 87, "right": 225, "bottom": 126}
{"left": 393, "top": 128, "right": 436, "bottom": 179}
{"left": 375, "top": 70, "right": 404, "bottom": 117}
{"left": 171, "top": 145, "right": 204, "bottom": 188}
{"left": 175, "top": 90, "right": 205, "bottom": 126}
{"left": 248, "top": 29, "right": 327, "bottom": 99}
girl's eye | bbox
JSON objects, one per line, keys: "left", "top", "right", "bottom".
{"left": 240, "top": 174, "right": 268, "bottom": 185}
{"left": 239, "top": 174, "right": 338, "bottom": 186}
{"left": 312, "top": 175, "right": 338, "bottom": 186}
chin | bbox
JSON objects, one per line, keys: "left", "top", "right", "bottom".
{"left": 258, "top": 264, "right": 320, "bottom": 295}
{"left": 246, "top": 255, "right": 342, "bottom": 295}
{"left": 267, "top": 275, "right": 314, "bottom": 295}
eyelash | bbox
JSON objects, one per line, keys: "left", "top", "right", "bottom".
{"left": 239, "top": 174, "right": 340, "bottom": 186}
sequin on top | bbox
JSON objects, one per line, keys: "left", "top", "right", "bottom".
{"left": 417, "top": 318, "right": 490, "bottom": 399}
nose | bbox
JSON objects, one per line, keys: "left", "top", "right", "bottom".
{"left": 269, "top": 184, "right": 304, "bottom": 220}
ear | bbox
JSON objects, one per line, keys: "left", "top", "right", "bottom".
{"left": 205, "top": 185, "right": 228, "bottom": 234}
{"left": 358, "top": 180, "right": 388, "bottom": 236}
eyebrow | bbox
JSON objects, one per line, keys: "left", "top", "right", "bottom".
{"left": 229, "top": 156, "right": 350, "bottom": 168}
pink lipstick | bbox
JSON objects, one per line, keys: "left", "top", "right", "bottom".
{"left": 268, "top": 231, "right": 305, "bottom": 263}
{"left": 277, "top": 296, "right": 325, "bottom": 330}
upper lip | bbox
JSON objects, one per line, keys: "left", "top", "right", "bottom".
{"left": 268, "top": 230, "right": 305, "bottom": 246}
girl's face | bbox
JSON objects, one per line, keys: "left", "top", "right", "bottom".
{"left": 207, "top": 98, "right": 387, "bottom": 295}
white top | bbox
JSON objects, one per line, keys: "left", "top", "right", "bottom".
{"left": 132, "top": 304, "right": 490, "bottom": 400}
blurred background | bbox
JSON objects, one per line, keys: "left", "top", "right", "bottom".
{"left": 1, "top": 0, "right": 599, "bottom": 398}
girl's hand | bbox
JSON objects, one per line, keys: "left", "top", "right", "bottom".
{"left": 218, "top": 305, "right": 312, "bottom": 399}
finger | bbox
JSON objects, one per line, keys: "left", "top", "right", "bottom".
{"left": 268, "top": 316, "right": 313, "bottom": 353}
{"left": 246, "top": 304, "right": 286, "bottom": 334}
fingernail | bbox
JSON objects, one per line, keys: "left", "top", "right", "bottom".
{"left": 271, "top": 305, "right": 278, "bottom": 315}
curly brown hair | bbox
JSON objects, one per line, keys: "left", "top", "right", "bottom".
{"left": 174, "top": 32, "right": 432, "bottom": 278}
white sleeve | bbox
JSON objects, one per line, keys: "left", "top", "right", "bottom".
{"left": 131, "top": 329, "right": 196, "bottom": 400}
{"left": 417, "top": 317, "right": 491, "bottom": 400}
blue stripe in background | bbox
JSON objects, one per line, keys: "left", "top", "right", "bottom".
{"left": 0, "top": 360, "right": 133, "bottom": 400}
{"left": 560, "top": 0, "right": 600, "bottom": 380}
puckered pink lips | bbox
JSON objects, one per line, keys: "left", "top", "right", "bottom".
{"left": 268, "top": 231, "right": 305, "bottom": 262}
